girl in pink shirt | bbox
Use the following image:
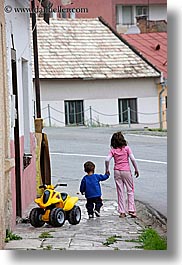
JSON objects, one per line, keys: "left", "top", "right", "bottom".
{"left": 105, "top": 132, "right": 139, "bottom": 218}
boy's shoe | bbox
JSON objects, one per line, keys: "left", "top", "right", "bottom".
{"left": 94, "top": 210, "right": 100, "bottom": 217}
{"left": 88, "top": 214, "right": 94, "bottom": 219}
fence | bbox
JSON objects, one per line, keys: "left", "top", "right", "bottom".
{"left": 41, "top": 104, "right": 167, "bottom": 129}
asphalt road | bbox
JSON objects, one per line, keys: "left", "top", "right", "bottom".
{"left": 43, "top": 127, "right": 167, "bottom": 217}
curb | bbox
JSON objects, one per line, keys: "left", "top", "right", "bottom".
{"left": 135, "top": 200, "right": 167, "bottom": 236}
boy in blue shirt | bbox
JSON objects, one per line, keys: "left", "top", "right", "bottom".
{"left": 80, "top": 161, "right": 110, "bottom": 218}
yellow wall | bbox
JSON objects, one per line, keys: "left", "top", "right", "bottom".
{"left": 158, "top": 83, "right": 168, "bottom": 130}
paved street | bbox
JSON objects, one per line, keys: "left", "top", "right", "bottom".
{"left": 44, "top": 127, "right": 167, "bottom": 217}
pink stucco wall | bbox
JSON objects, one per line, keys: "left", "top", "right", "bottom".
{"left": 10, "top": 133, "right": 36, "bottom": 228}
{"left": 67, "top": 0, "right": 113, "bottom": 26}
{"left": 34, "top": 0, "right": 167, "bottom": 30}
{"left": 35, "top": 0, "right": 113, "bottom": 26}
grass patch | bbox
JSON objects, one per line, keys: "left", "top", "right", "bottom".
{"left": 138, "top": 228, "right": 167, "bottom": 250}
{"left": 5, "top": 229, "right": 22, "bottom": 243}
{"left": 102, "top": 235, "right": 122, "bottom": 246}
{"left": 146, "top": 128, "right": 167, "bottom": 132}
{"left": 43, "top": 245, "right": 52, "bottom": 250}
{"left": 39, "top": 232, "right": 54, "bottom": 239}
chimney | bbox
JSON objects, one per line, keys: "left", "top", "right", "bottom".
{"left": 52, "top": 12, "right": 57, "bottom": 19}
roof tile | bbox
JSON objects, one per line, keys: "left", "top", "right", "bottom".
{"left": 122, "top": 32, "right": 167, "bottom": 78}
{"left": 33, "top": 18, "right": 160, "bottom": 79}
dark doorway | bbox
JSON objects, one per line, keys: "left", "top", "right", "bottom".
{"left": 11, "top": 48, "right": 22, "bottom": 217}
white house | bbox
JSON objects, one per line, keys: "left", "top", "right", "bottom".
{"left": 115, "top": 0, "right": 167, "bottom": 33}
{"left": 5, "top": 0, "right": 36, "bottom": 227}
{"left": 34, "top": 17, "right": 161, "bottom": 128}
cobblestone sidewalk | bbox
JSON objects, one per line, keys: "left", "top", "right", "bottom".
{"left": 4, "top": 200, "right": 148, "bottom": 251}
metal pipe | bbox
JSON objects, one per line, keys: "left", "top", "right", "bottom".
{"left": 128, "top": 106, "right": 131, "bottom": 128}
{"left": 159, "top": 76, "right": 167, "bottom": 130}
{"left": 89, "top": 106, "right": 92, "bottom": 127}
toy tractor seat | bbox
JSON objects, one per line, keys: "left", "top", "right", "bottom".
{"left": 61, "top": 192, "right": 68, "bottom": 201}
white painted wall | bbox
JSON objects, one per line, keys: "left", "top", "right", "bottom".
{"left": 138, "top": 97, "right": 159, "bottom": 125}
{"left": 40, "top": 78, "right": 158, "bottom": 99}
{"left": 84, "top": 99, "right": 119, "bottom": 126}
{"left": 39, "top": 78, "right": 160, "bottom": 128}
{"left": 42, "top": 100, "right": 65, "bottom": 127}
{"left": 5, "top": 0, "right": 34, "bottom": 143}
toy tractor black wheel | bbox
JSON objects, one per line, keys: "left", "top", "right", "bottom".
{"left": 49, "top": 208, "right": 65, "bottom": 227}
{"left": 29, "top": 208, "right": 45, "bottom": 227}
{"left": 67, "top": 206, "right": 81, "bottom": 225}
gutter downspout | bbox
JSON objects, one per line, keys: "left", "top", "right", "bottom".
{"left": 159, "top": 73, "right": 167, "bottom": 130}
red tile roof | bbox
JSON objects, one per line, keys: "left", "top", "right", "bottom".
{"left": 121, "top": 32, "right": 167, "bottom": 78}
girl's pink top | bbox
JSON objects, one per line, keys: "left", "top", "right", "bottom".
{"left": 108, "top": 146, "right": 132, "bottom": 171}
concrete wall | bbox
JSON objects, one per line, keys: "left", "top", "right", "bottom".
{"left": 40, "top": 78, "right": 160, "bottom": 128}
{"left": 10, "top": 134, "right": 36, "bottom": 222}
{"left": 158, "top": 83, "right": 167, "bottom": 130}
{"left": 5, "top": 0, "right": 34, "bottom": 137}
{"left": 5, "top": 0, "right": 36, "bottom": 228}
{"left": 0, "top": 0, "right": 12, "bottom": 249}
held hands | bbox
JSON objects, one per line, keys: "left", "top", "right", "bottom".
{"left": 135, "top": 170, "right": 139, "bottom": 178}
{"left": 105, "top": 170, "right": 110, "bottom": 176}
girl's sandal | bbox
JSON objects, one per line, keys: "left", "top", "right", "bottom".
{"left": 119, "top": 213, "right": 126, "bottom": 218}
{"left": 128, "top": 212, "right": 137, "bottom": 218}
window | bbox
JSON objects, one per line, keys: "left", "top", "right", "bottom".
{"left": 118, "top": 98, "right": 138, "bottom": 124}
{"left": 64, "top": 100, "right": 84, "bottom": 125}
{"left": 70, "top": 11, "right": 76, "bottom": 19}
{"left": 122, "top": 6, "right": 133, "bottom": 25}
{"left": 136, "top": 6, "right": 148, "bottom": 17}
{"left": 116, "top": 5, "right": 134, "bottom": 25}
{"left": 62, "top": 10, "right": 67, "bottom": 18}
{"left": 116, "top": 5, "right": 122, "bottom": 24}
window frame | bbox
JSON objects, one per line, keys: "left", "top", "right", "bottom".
{"left": 64, "top": 100, "right": 84, "bottom": 126}
{"left": 118, "top": 98, "right": 138, "bottom": 124}
{"left": 116, "top": 5, "right": 134, "bottom": 25}
{"left": 136, "top": 6, "right": 148, "bottom": 17}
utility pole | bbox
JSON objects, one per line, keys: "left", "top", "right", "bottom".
{"left": 31, "top": 0, "right": 53, "bottom": 189}
{"left": 31, "top": 0, "right": 53, "bottom": 117}
{"left": 31, "top": 0, "right": 41, "bottom": 118}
